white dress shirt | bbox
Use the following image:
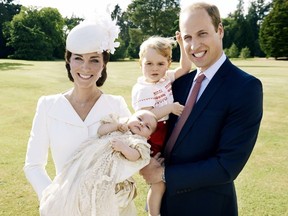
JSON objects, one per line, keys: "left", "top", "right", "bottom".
{"left": 188, "top": 52, "right": 227, "bottom": 103}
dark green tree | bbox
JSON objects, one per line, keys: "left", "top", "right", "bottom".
{"left": 125, "top": 0, "right": 180, "bottom": 59}
{"left": 4, "top": 6, "right": 65, "bottom": 60}
{"left": 127, "top": 28, "right": 143, "bottom": 59}
{"left": 232, "top": 0, "right": 254, "bottom": 55}
{"left": 110, "top": 4, "right": 131, "bottom": 60}
{"left": 222, "top": 17, "right": 237, "bottom": 50}
{"left": 240, "top": 47, "right": 251, "bottom": 59}
{"left": 259, "top": 0, "right": 288, "bottom": 59}
{"left": 38, "top": 7, "right": 65, "bottom": 59}
{"left": 0, "top": 0, "right": 21, "bottom": 58}
{"left": 126, "top": 0, "right": 180, "bottom": 36}
{"left": 246, "top": 0, "right": 271, "bottom": 56}
{"left": 228, "top": 43, "right": 239, "bottom": 58}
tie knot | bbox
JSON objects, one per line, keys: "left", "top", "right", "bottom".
{"left": 196, "top": 73, "right": 205, "bottom": 83}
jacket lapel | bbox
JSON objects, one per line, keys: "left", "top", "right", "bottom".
{"left": 174, "top": 59, "right": 230, "bottom": 147}
{"left": 47, "top": 95, "right": 86, "bottom": 127}
{"left": 84, "top": 95, "right": 113, "bottom": 126}
{"left": 47, "top": 94, "right": 105, "bottom": 127}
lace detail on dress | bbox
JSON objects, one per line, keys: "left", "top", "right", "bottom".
{"left": 79, "top": 148, "right": 119, "bottom": 216}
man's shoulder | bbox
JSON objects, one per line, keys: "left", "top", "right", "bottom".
{"left": 173, "top": 70, "right": 196, "bottom": 85}
{"left": 223, "top": 58, "right": 260, "bottom": 81}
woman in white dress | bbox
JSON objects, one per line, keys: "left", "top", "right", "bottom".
{"left": 24, "top": 15, "right": 137, "bottom": 215}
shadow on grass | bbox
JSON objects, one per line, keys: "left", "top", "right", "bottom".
{"left": 0, "top": 62, "right": 33, "bottom": 71}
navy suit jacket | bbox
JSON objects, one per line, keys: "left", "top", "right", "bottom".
{"left": 161, "top": 58, "right": 263, "bottom": 216}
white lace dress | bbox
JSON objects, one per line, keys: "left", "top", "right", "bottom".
{"left": 40, "top": 115, "right": 151, "bottom": 216}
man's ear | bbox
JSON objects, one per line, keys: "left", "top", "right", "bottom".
{"left": 218, "top": 23, "right": 224, "bottom": 39}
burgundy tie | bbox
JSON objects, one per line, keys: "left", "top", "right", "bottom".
{"left": 164, "top": 73, "right": 205, "bottom": 159}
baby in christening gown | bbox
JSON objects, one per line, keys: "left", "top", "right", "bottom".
{"left": 40, "top": 110, "right": 157, "bottom": 216}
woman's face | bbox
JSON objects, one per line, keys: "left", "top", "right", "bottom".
{"left": 69, "top": 52, "right": 104, "bottom": 89}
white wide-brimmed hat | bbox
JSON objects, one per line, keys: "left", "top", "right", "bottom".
{"left": 66, "top": 15, "right": 120, "bottom": 54}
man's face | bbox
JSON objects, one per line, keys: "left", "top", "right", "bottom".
{"left": 180, "top": 8, "right": 224, "bottom": 71}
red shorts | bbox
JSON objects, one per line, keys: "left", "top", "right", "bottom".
{"left": 148, "top": 121, "right": 167, "bottom": 156}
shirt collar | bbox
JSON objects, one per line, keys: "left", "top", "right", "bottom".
{"left": 137, "top": 75, "right": 167, "bottom": 84}
{"left": 195, "top": 52, "right": 226, "bottom": 81}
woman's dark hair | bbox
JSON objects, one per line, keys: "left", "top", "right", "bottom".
{"left": 65, "top": 50, "right": 110, "bottom": 87}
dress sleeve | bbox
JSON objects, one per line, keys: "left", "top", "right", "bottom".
{"left": 128, "top": 135, "right": 151, "bottom": 162}
{"left": 118, "top": 96, "right": 131, "bottom": 118}
{"left": 116, "top": 135, "right": 151, "bottom": 183}
{"left": 23, "top": 96, "right": 52, "bottom": 200}
{"left": 116, "top": 96, "right": 131, "bottom": 124}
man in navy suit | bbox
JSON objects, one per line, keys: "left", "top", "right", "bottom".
{"left": 140, "top": 2, "right": 263, "bottom": 216}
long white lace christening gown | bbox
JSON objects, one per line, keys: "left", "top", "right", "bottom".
{"left": 40, "top": 115, "right": 151, "bottom": 216}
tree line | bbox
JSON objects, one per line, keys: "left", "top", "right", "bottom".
{"left": 0, "top": 0, "right": 287, "bottom": 61}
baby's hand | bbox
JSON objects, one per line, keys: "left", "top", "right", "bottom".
{"left": 110, "top": 138, "right": 125, "bottom": 152}
{"left": 117, "top": 123, "right": 129, "bottom": 133}
{"left": 172, "top": 102, "right": 184, "bottom": 116}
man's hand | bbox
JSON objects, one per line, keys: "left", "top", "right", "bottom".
{"left": 140, "top": 152, "right": 164, "bottom": 184}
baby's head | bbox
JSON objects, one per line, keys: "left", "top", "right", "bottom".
{"left": 127, "top": 110, "right": 157, "bottom": 139}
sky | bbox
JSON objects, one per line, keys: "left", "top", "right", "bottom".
{"left": 16, "top": 0, "right": 252, "bottom": 19}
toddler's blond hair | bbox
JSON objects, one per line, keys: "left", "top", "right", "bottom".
{"left": 139, "top": 36, "right": 176, "bottom": 64}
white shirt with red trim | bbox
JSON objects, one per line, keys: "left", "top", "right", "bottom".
{"left": 132, "top": 71, "right": 175, "bottom": 121}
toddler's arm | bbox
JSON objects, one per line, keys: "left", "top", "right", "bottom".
{"left": 170, "top": 31, "right": 192, "bottom": 80}
{"left": 142, "top": 102, "right": 184, "bottom": 120}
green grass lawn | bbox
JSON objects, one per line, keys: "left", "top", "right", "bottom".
{"left": 0, "top": 58, "right": 287, "bottom": 216}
